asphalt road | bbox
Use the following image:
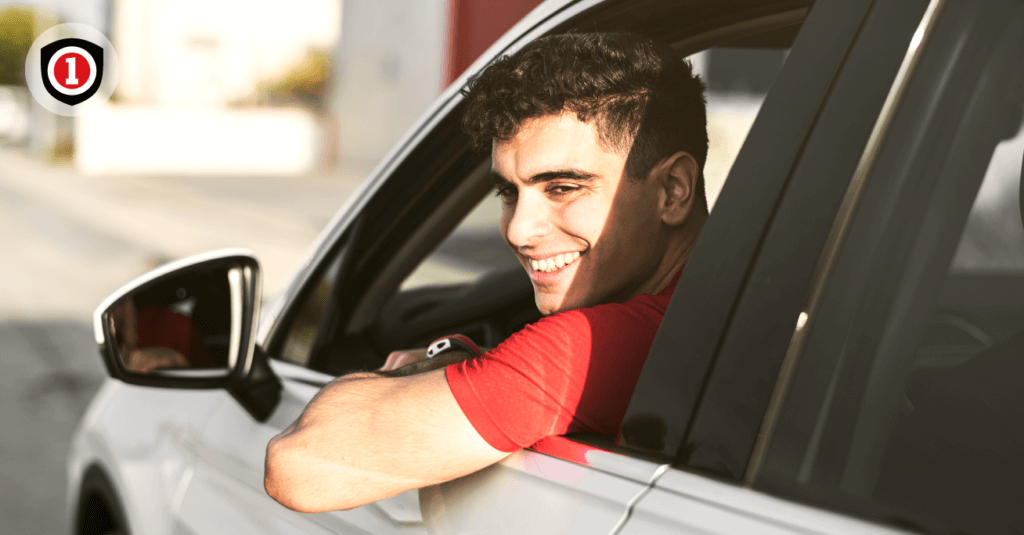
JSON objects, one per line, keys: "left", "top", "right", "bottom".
{"left": 0, "top": 319, "right": 103, "bottom": 535}
{"left": 0, "top": 146, "right": 370, "bottom": 534}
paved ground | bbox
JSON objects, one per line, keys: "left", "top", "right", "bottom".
{"left": 0, "top": 146, "right": 372, "bottom": 534}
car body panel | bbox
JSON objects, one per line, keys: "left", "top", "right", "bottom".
{"left": 419, "top": 437, "right": 668, "bottom": 535}
{"left": 66, "top": 379, "right": 224, "bottom": 535}
{"left": 620, "top": 468, "right": 911, "bottom": 535}
{"left": 173, "top": 360, "right": 430, "bottom": 535}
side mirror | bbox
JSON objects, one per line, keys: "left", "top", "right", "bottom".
{"left": 94, "top": 249, "right": 260, "bottom": 390}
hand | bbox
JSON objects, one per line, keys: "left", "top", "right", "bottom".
{"left": 379, "top": 348, "right": 429, "bottom": 372}
{"left": 126, "top": 347, "right": 190, "bottom": 373}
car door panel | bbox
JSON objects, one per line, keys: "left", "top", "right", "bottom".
{"left": 76, "top": 382, "right": 225, "bottom": 535}
{"left": 174, "top": 362, "right": 427, "bottom": 535}
{"left": 420, "top": 437, "right": 665, "bottom": 535}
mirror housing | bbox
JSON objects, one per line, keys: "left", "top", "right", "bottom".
{"left": 94, "top": 249, "right": 262, "bottom": 391}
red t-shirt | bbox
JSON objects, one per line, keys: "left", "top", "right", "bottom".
{"left": 446, "top": 269, "right": 682, "bottom": 452}
{"left": 136, "top": 306, "right": 213, "bottom": 366}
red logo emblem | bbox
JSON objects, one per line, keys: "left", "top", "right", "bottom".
{"left": 40, "top": 38, "right": 104, "bottom": 105}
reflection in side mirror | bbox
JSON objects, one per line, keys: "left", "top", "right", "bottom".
{"left": 107, "top": 273, "right": 233, "bottom": 377}
{"left": 94, "top": 250, "right": 260, "bottom": 388}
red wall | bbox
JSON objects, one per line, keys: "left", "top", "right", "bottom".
{"left": 444, "top": 0, "right": 545, "bottom": 87}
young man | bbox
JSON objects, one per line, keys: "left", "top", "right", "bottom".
{"left": 264, "top": 32, "right": 709, "bottom": 513}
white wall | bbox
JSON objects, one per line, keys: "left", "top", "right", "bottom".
{"left": 76, "top": 104, "right": 319, "bottom": 176}
{"left": 72, "top": 0, "right": 338, "bottom": 175}
{"left": 333, "top": 0, "right": 446, "bottom": 163}
{"left": 112, "top": 0, "right": 340, "bottom": 106}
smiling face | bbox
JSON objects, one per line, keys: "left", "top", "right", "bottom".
{"left": 493, "top": 113, "right": 674, "bottom": 315}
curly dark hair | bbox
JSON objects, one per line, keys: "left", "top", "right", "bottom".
{"left": 461, "top": 32, "right": 708, "bottom": 205}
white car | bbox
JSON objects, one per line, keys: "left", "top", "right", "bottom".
{"left": 68, "top": 0, "right": 1024, "bottom": 533}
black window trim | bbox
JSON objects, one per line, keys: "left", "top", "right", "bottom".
{"left": 343, "top": 159, "right": 494, "bottom": 335}
{"left": 743, "top": 0, "right": 950, "bottom": 486}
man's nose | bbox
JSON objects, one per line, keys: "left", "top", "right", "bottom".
{"left": 504, "top": 192, "right": 553, "bottom": 248}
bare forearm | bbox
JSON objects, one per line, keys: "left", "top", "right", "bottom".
{"left": 266, "top": 373, "right": 410, "bottom": 511}
{"left": 264, "top": 368, "right": 504, "bottom": 513}
{"left": 272, "top": 372, "right": 379, "bottom": 439}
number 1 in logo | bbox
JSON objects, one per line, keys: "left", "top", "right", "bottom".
{"left": 65, "top": 56, "right": 78, "bottom": 85}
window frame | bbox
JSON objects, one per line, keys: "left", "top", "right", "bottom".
{"left": 262, "top": 0, "right": 812, "bottom": 358}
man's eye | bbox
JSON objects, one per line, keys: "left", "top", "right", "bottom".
{"left": 494, "top": 186, "right": 517, "bottom": 201}
{"left": 547, "top": 185, "right": 579, "bottom": 196}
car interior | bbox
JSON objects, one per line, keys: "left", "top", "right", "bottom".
{"left": 370, "top": 159, "right": 539, "bottom": 353}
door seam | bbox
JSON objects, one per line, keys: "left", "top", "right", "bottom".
{"left": 606, "top": 463, "right": 672, "bottom": 535}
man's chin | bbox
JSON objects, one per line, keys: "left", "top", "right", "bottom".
{"left": 534, "top": 296, "right": 559, "bottom": 316}
{"left": 534, "top": 295, "right": 582, "bottom": 316}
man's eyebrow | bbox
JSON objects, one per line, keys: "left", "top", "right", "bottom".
{"left": 490, "top": 171, "right": 512, "bottom": 188}
{"left": 529, "top": 169, "right": 597, "bottom": 183}
{"left": 490, "top": 168, "right": 597, "bottom": 186}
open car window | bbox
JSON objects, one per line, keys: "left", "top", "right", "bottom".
{"left": 269, "top": 2, "right": 808, "bottom": 394}
{"left": 379, "top": 41, "right": 792, "bottom": 356}
{"left": 399, "top": 185, "right": 515, "bottom": 292}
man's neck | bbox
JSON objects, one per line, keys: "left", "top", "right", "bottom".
{"left": 646, "top": 207, "right": 707, "bottom": 295}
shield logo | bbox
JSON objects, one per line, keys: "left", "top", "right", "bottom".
{"left": 40, "top": 38, "right": 104, "bottom": 106}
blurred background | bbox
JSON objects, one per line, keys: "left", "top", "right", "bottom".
{"left": 1, "top": 1, "right": 554, "bottom": 532}
{"left": 3, "top": 0, "right": 1019, "bottom": 533}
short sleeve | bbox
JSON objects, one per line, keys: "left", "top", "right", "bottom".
{"left": 446, "top": 291, "right": 671, "bottom": 452}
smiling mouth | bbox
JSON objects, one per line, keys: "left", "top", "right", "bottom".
{"left": 528, "top": 251, "right": 582, "bottom": 273}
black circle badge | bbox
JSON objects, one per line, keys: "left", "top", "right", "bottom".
{"left": 40, "top": 38, "right": 104, "bottom": 106}
{"left": 26, "top": 24, "right": 119, "bottom": 116}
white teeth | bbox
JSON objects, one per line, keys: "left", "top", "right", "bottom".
{"left": 530, "top": 251, "right": 584, "bottom": 272}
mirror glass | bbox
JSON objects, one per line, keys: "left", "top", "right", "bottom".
{"left": 106, "top": 267, "right": 237, "bottom": 375}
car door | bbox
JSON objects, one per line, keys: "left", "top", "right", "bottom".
{"left": 621, "top": 0, "right": 1024, "bottom": 532}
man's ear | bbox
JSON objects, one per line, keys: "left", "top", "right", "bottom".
{"left": 651, "top": 151, "right": 699, "bottom": 226}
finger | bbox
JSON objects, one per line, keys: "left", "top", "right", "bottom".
{"left": 380, "top": 351, "right": 405, "bottom": 371}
